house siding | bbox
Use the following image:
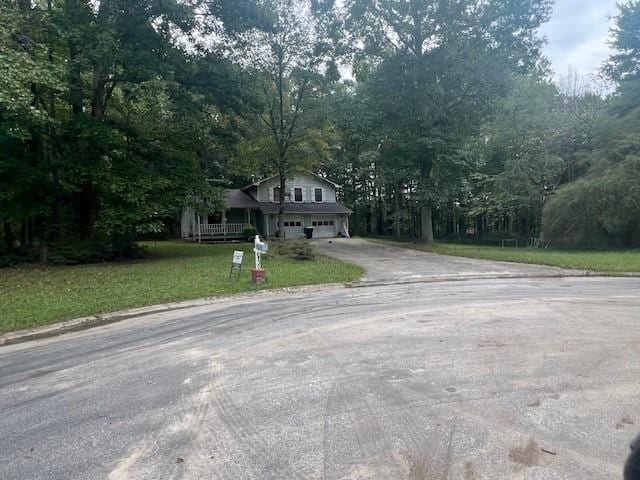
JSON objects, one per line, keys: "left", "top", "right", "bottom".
{"left": 256, "top": 174, "right": 337, "bottom": 203}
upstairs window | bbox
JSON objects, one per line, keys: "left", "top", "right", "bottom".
{"left": 293, "top": 187, "right": 303, "bottom": 202}
{"left": 314, "top": 188, "right": 323, "bottom": 202}
{"left": 273, "top": 187, "right": 281, "bottom": 202}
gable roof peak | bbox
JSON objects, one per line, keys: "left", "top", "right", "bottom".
{"left": 241, "top": 172, "right": 341, "bottom": 190}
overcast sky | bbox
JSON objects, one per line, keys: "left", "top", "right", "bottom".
{"left": 539, "top": 0, "right": 620, "bottom": 80}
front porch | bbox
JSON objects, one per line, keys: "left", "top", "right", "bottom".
{"left": 183, "top": 206, "right": 258, "bottom": 242}
{"left": 193, "top": 222, "right": 246, "bottom": 242}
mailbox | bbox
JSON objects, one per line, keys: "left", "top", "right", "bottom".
{"left": 253, "top": 235, "right": 269, "bottom": 271}
{"left": 255, "top": 240, "right": 269, "bottom": 253}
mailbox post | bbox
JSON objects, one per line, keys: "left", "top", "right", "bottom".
{"left": 252, "top": 235, "right": 268, "bottom": 284}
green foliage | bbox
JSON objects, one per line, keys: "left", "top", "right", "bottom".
{"left": 542, "top": 4, "right": 640, "bottom": 249}
{"left": 273, "top": 238, "right": 316, "bottom": 260}
{"left": 241, "top": 224, "right": 258, "bottom": 239}
{"left": 544, "top": 150, "right": 640, "bottom": 248}
{"left": 3, "top": 0, "right": 640, "bottom": 260}
{"left": 466, "top": 76, "right": 604, "bottom": 239}
{"left": 0, "top": 0, "right": 262, "bottom": 263}
{"left": 230, "top": 0, "right": 340, "bottom": 237}
{"left": 606, "top": 1, "right": 640, "bottom": 82}
{"left": 335, "top": 0, "right": 552, "bottom": 241}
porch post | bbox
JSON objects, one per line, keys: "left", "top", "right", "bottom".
{"left": 197, "top": 213, "right": 202, "bottom": 243}
{"left": 222, "top": 210, "right": 227, "bottom": 239}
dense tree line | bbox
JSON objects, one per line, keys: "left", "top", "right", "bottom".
{"left": 1, "top": 0, "right": 639, "bottom": 264}
{"left": 327, "top": 0, "right": 640, "bottom": 248}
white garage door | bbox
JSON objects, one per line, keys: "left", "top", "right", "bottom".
{"left": 282, "top": 217, "right": 303, "bottom": 238}
{"left": 311, "top": 218, "right": 336, "bottom": 238}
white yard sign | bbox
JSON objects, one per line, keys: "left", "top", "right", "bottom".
{"left": 232, "top": 250, "right": 244, "bottom": 265}
{"left": 229, "top": 250, "right": 244, "bottom": 280}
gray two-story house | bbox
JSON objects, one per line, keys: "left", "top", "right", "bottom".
{"left": 181, "top": 173, "right": 352, "bottom": 241}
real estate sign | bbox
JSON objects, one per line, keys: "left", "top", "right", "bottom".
{"left": 229, "top": 250, "right": 244, "bottom": 280}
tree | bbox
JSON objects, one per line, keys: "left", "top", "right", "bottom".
{"left": 0, "top": 0, "right": 265, "bottom": 262}
{"left": 542, "top": 1, "right": 640, "bottom": 247}
{"left": 342, "top": 0, "right": 552, "bottom": 242}
{"left": 468, "top": 75, "right": 604, "bottom": 240}
{"left": 238, "top": 0, "right": 337, "bottom": 237}
{"left": 606, "top": 0, "right": 640, "bottom": 83}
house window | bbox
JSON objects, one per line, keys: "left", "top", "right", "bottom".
{"left": 273, "top": 187, "right": 281, "bottom": 203}
{"left": 314, "top": 188, "right": 323, "bottom": 202}
{"left": 293, "top": 187, "right": 303, "bottom": 202}
{"left": 312, "top": 219, "right": 334, "bottom": 227}
{"left": 207, "top": 213, "right": 222, "bottom": 224}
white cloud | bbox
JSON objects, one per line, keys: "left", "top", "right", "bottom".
{"left": 539, "top": 0, "right": 619, "bottom": 79}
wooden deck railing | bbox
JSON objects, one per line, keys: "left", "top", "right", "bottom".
{"left": 199, "top": 223, "right": 245, "bottom": 236}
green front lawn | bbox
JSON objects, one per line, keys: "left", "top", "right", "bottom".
{"left": 0, "top": 241, "right": 363, "bottom": 334}
{"left": 372, "top": 239, "right": 640, "bottom": 273}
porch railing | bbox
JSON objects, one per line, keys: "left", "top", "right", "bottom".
{"left": 199, "top": 223, "right": 245, "bottom": 236}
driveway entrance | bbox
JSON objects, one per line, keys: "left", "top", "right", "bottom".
{"left": 314, "top": 238, "right": 584, "bottom": 283}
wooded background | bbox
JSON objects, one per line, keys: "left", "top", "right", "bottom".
{"left": 2, "top": 0, "right": 640, "bottom": 264}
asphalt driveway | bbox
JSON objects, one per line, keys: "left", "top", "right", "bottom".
{"left": 314, "top": 238, "right": 583, "bottom": 282}
{"left": 1, "top": 276, "right": 639, "bottom": 479}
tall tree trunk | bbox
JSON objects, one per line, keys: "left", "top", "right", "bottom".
{"left": 3, "top": 222, "right": 13, "bottom": 250}
{"left": 91, "top": 66, "right": 115, "bottom": 120}
{"left": 277, "top": 172, "right": 286, "bottom": 239}
{"left": 65, "top": 0, "right": 95, "bottom": 240}
{"left": 421, "top": 205, "right": 434, "bottom": 244}
{"left": 393, "top": 185, "right": 401, "bottom": 238}
{"left": 20, "top": 219, "right": 27, "bottom": 246}
{"left": 68, "top": 49, "right": 83, "bottom": 115}
{"left": 376, "top": 186, "right": 385, "bottom": 235}
{"left": 458, "top": 215, "right": 466, "bottom": 239}
{"left": 409, "top": 200, "right": 416, "bottom": 240}
{"left": 40, "top": 216, "right": 50, "bottom": 264}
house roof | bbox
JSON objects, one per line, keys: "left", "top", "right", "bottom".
{"left": 255, "top": 202, "right": 352, "bottom": 215}
{"left": 241, "top": 172, "right": 342, "bottom": 190}
{"left": 225, "top": 189, "right": 259, "bottom": 209}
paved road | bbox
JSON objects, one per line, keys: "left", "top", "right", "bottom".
{"left": 314, "top": 238, "right": 583, "bottom": 282}
{"left": 1, "top": 274, "right": 640, "bottom": 479}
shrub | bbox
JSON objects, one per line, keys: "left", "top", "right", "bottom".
{"left": 0, "top": 247, "right": 39, "bottom": 267}
{"left": 273, "top": 238, "right": 315, "bottom": 260}
{"left": 45, "top": 237, "right": 144, "bottom": 265}
{"left": 543, "top": 157, "right": 640, "bottom": 248}
{"left": 241, "top": 224, "right": 258, "bottom": 240}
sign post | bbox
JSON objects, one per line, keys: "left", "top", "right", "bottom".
{"left": 229, "top": 250, "right": 244, "bottom": 280}
{"left": 252, "top": 235, "right": 268, "bottom": 284}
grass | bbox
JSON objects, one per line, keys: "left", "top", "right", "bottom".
{"left": 371, "top": 238, "right": 640, "bottom": 273}
{"left": 0, "top": 241, "right": 363, "bottom": 334}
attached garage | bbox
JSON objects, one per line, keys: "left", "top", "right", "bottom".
{"left": 282, "top": 216, "right": 304, "bottom": 238}
{"left": 311, "top": 217, "right": 337, "bottom": 238}
{"left": 257, "top": 195, "right": 352, "bottom": 240}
